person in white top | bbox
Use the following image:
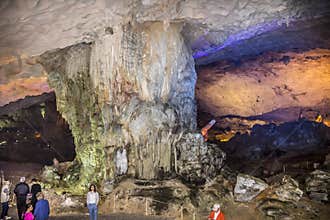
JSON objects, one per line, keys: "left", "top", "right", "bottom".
{"left": 86, "top": 184, "right": 99, "bottom": 220}
{"left": 1, "top": 180, "right": 12, "bottom": 220}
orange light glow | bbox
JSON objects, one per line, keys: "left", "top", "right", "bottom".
{"left": 0, "top": 77, "right": 53, "bottom": 106}
{"left": 35, "top": 132, "right": 41, "bottom": 138}
{"left": 315, "top": 115, "right": 323, "bottom": 123}
{"left": 201, "top": 119, "right": 216, "bottom": 141}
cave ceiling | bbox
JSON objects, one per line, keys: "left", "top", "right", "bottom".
{"left": 0, "top": 0, "right": 330, "bottom": 107}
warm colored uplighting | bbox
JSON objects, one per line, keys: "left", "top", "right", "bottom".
{"left": 35, "top": 132, "right": 41, "bottom": 138}
{"left": 315, "top": 114, "right": 323, "bottom": 123}
{"left": 201, "top": 119, "right": 216, "bottom": 141}
{"left": 324, "top": 119, "right": 330, "bottom": 127}
{"left": 215, "top": 133, "right": 236, "bottom": 142}
{"left": 0, "top": 77, "right": 53, "bottom": 106}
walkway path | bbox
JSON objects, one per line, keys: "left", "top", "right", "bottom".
{"left": 50, "top": 214, "right": 172, "bottom": 220}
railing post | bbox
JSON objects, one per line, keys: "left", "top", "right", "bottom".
{"left": 193, "top": 211, "right": 196, "bottom": 220}
{"left": 181, "top": 206, "right": 183, "bottom": 220}
{"left": 145, "top": 198, "right": 148, "bottom": 216}
{"left": 113, "top": 195, "right": 116, "bottom": 212}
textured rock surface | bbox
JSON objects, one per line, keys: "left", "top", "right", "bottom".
{"left": 196, "top": 49, "right": 330, "bottom": 118}
{"left": 306, "top": 170, "right": 330, "bottom": 202}
{"left": 234, "top": 174, "right": 268, "bottom": 202}
{"left": 176, "top": 133, "right": 226, "bottom": 183}
{"left": 38, "top": 22, "right": 198, "bottom": 191}
{"left": 274, "top": 175, "right": 303, "bottom": 202}
{"left": 0, "top": 0, "right": 327, "bottom": 55}
{"left": 256, "top": 175, "right": 311, "bottom": 219}
{"left": 221, "top": 120, "right": 330, "bottom": 175}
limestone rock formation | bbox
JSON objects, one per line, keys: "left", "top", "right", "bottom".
{"left": 234, "top": 174, "right": 268, "bottom": 202}
{"left": 306, "top": 170, "right": 330, "bottom": 202}
{"left": 274, "top": 175, "right": 303, "bottom": 202}
{"left": 38, "top": 22, "right": 200, "bottom": 192}
{"left": 176, "top": 133, "right": 226, "bottom": 183}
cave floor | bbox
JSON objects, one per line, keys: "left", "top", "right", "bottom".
{"left": 5, "top": 211, "right": 171, "bottom": 220}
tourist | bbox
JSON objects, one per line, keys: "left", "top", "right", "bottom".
{"left": 23, "top": 204, "right": 34, "bottom": 220}
{"left": 14, "top": 177, "right": 30, "bottom": 220}
{"left": 1, "top": 180, "right": 11, "bottom": 220}
{"left": 30, "top": 179, "right": 41, "bottom": 209}
{"left": 208, "top": 204, "right": 225, "bottom": 220}
{"left": 86, "top": 184, "right": 99, "bottom": 220}
{"left": 34, "top": 192, "right": 50, "bottom": 220}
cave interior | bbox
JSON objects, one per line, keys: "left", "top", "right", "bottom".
{"left": 0, "top": 0, "right": 330, "bottom": 219}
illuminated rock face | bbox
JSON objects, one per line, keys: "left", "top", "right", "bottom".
{"left": 0, "top": 0, "right": 329, "bottom": 106}
{"left": 39, "top": 22, "right": 197, "bottom": 191}
{"left": 197, "top": 49, "right": 330, "bottom": 121}
{"left": 0, "top": 51, "right": 52, "bottom": 106}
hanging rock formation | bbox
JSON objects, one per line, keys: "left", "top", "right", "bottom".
{"left": 38, "top": 22, "right": 207, "bottom": 192}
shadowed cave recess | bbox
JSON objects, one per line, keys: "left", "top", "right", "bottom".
{"left": 1, "top": 0, "right": 330, "bottom": 219}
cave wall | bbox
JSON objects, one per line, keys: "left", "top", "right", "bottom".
{"left": 196, "top": 49, "right": 330, "bottom": 122}
{"left": 39, "top": 22, "right": 197, "bottom": 191}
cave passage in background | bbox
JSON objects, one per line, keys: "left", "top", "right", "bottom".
{"left": 0, "top": 92, "right": 76, "bottom": 165}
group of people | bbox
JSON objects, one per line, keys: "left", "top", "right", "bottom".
{"left": 1, "top": 176, "right": 50, "bottom": 220}
{"left": 2, "top": 173, "right": 223, "bottom": 220}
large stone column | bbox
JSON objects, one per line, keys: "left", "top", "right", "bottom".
{"left": 39, "top": 22, "right": 197, "bottom": 192}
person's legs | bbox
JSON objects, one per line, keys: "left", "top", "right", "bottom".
{"left": 1, "top": 202, "right": 8, "bottom": 219}
{"left": 87, "top": 204, "right": 93, "bottom": 220}
{"left": 17, "top": 197, "right": 26, "bottom": 220}
{"left": 3, "top": 202, "right": 9, "bottom": 217}
{"left": 93, "top": 204, "right": 98, "bottom": 220}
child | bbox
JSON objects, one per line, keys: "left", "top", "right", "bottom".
{"left": 24, "top": 204, "right": 34, "bottom": 220}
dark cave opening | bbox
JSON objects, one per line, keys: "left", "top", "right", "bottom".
{"left": 0, "top": 92, "right": 76, "bottom": 166}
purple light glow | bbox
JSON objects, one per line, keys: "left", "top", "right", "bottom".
{"left": 192, "top": 19, "right": 291, "bottom": 59}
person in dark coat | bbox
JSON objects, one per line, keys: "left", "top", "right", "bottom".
{"left": 14, "top": 177, "right": 30, "bottom": 220}
{"left": 30, "top": 178, "right": 41, "bottom": 209}
{"left": 34, "top": 192, "right": 50, "bottom": 220}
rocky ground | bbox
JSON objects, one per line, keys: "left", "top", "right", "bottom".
{"left": 1, "top": 160, "right": 330, "bottom": 220}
